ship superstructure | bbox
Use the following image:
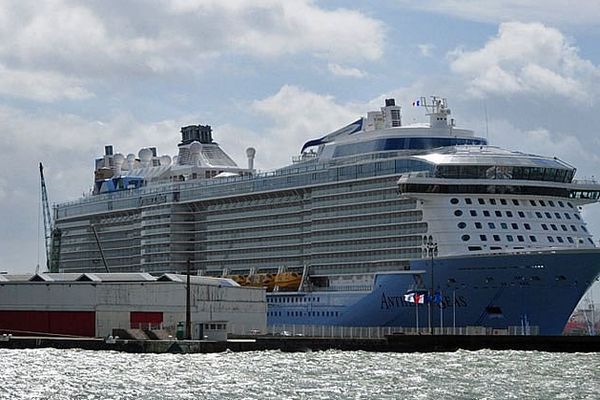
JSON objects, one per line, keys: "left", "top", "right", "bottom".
{"left": 52, "top": 97, "right": 600, "bottom": 334}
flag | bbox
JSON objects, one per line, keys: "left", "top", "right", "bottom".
{"left": 414, "top": 293, "right": 426, "bottom": 304}
{"left": 429, "top": 291, "right": 442, "bottom": 304}
{"left": 412, "top": 99, "right": 420, "bottom": 106}
{"left": 404, "top": 292, "right": 426, "bottom": 304}
{"left": 403, "top": 293, "right": 414, "bottom": 303}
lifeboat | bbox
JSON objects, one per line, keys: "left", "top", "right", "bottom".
{"left": 246, "top": 273, "right": 275, "bottom": 291}
{"left": 227, "top": 275, "right": 249, "bottom": 286}
{"left": 274, "top": 272, "right": 302, "bottom": 291}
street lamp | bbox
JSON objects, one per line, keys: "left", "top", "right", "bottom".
{"left": 424, "top": 235, "right": 438, "bottom": 335}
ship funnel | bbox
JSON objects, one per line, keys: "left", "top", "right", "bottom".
{"left": 381, "top": 98, "right": 401, "bottom": 128}
{"left": 246, "top": 147, "right": 256, "bottom": 170}
{"left": 112, "top": 153, "right": 125, "bottom": 176}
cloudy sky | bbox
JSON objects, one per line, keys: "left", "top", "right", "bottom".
{"left": 1, "top": 0, "right": 600, "bottom": 291}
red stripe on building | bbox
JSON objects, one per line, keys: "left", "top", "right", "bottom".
{"left": 0, "top": 311, "right": 95, "bottom": 337}
{"left": 130, "top": 311, "right": 163, "bottom": 329}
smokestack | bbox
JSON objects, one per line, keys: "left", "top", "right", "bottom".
{"left": 246, "top": 147, "right": 256, "bottom": 170}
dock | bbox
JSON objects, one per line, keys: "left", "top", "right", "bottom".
{"left": 1, "top": 334, "right": 598, "bottom": 353}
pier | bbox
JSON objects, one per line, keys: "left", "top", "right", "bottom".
{"left": 1, "top": 333, "right": 598, "bottom": 354}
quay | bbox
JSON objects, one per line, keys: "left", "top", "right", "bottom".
{"left": 1, "top": 334, "right": 598, "bottom": 353}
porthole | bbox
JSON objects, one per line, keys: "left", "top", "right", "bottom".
{"left": 454, "top": 210, "right": 463, "bottom": 217}
{"left": 458, "top": 222, "right": 467, "bottom": 229}
{"left": 461, "top": 234, "right": 470, "bottom": 242}
{"left": 450, "top": 198, "right": 459, "bottom": 204}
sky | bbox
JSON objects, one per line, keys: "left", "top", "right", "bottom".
{"left": 1, "top": 0, "right": 600, "bottom": 301}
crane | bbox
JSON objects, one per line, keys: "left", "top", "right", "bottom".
{"left": 39, "top": 163, "right": 60, "bottom": 272}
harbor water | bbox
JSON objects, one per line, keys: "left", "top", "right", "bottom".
{"left": 0, "top": 348, "right": 598, "bottom": 399}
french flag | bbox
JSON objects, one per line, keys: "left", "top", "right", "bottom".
{"left": 404, "top": 292, "right": 426, "bottom": 304}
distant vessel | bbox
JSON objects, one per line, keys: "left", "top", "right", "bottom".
{"left": 52, "top": 97, "right": 600, "bottom": 334}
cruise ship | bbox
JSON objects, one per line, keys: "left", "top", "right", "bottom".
{"left": 51, "top": 97, "right": 600, "bottom": 335}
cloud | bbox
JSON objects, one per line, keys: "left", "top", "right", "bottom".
{"left": 0, "top": 63, "right": 93, "bottom": 102}
{"left": 0, "top": 177, "right": 6, "bottom": 203}
{"left": 394, "top": 0, "right": 600, "bottom": 27}
{"left": 417, "top": 44, "right": 435, "bottom": 57}
{"left": 211, "top": 85, "right": 360, "bottom": 170}
{"left": 164, "top": 0, "right": 384, "bottom": 61}
{"left": 449, "top": 22, "right": 600, "bottom": 100}
{"left": 0, "top": 0, "right": 384, "bottom": 102}
{"left": 327, "top": 63, "right": 367, "bottom": 78}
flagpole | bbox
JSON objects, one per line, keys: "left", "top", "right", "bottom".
{"left": 453, "top": 289, "right": 456, "bottom": 335}
{"left": 416, "top": 301, "right": 419, "bottom": 333}
{"left": 440, "top": 289, "right": 443, "bottom": 333}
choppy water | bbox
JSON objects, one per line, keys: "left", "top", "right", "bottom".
{"left": 0, "top": 348, "right": 598, "bottom": 399}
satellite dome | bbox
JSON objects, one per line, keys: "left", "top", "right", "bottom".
{"left": 138, "top": 148, "right": 153, "bottom": 162}
{"left": 189, "top": 141, "right": 202, "bottom": 154}
{"left": 160, "top": 155, "right": 172, "bottom": 166}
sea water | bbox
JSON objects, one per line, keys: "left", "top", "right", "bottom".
{"left": 0, "top": 348, "right": 598, "bottom": 399}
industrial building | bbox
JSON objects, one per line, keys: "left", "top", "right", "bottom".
{"left": 0, "top": 273, "right": 266, "bottom": 338}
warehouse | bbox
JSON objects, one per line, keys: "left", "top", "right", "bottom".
{"left": 0, "top": 273, "right": 266, "bottom": 338}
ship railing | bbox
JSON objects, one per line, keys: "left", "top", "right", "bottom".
{"left": 57, "top": 149, "right": 423, "bottom": 210}
{"left": 263, "top": 324, "right": 540, "bottom": 338}
{"left": 572, "top": 178, "right": 600, "bottom": 185}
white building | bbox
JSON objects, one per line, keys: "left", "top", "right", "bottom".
{"left": 0, "top": 273, "right": 266, "bottom": 337}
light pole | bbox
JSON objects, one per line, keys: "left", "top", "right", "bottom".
{"left": 424, "top": 235, "right": 438, "bottom": 335}
{"left": 186, "top": 258, "right": 192, "bottom": 340}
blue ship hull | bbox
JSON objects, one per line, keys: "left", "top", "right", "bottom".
{"left": 267, "top": 249, "right": 600, "bottom": 335}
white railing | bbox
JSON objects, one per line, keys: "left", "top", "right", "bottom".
{"left": 264, "top": 324, "right": 540, "bottom": 338}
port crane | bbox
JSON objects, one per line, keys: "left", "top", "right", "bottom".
{"left": 39, "top": 162, "right": 60, "bottom": 272}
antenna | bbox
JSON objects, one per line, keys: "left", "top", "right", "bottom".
{"left": 484, "top": 102, "right": 489, "bottom": 140}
